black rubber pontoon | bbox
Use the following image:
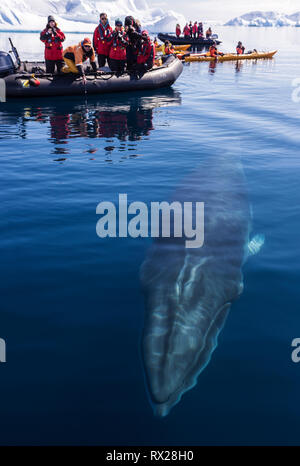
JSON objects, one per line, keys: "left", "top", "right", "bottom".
{"left": 3, "top": 55, "right": 183, "bottom": 99}
{"left": 157, "top": 33, "right": 221, "bottom": 46}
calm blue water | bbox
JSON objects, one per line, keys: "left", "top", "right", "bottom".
{"left": 0, "top": 27, "right": 300, "bottom": 445}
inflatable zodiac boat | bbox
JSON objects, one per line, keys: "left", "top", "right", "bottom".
{"left": 0, "top": 50, "right": 183, "bottom": 99}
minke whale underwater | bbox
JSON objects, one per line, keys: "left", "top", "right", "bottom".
{"left": 140, "top": 153, "right": 264, "bottom": 417}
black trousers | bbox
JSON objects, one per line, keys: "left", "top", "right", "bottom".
{"left": 126, "top": 46, "right": 137, "bottom": 71}
{"left": 45, "top": 60, "right": 63, "bottom": 74}
{"left": 97, "top": 54, "right": 108, "bottom": 68}
{"left": 109, "top": 59, "right": 126, "bottom": 75}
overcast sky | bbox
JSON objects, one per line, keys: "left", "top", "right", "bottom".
{"left": 154, "top": 0, "right": 300, "bottom": 22}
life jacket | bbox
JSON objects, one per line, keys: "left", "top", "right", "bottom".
{"left": 236, "top": 46, "right": 244, "bottom": 55}
{"left": 63, "top": 42, "right": 96, "bottom": 66}
{"left": 176, "top": 26, "right": 181, "bottom": 36}
{"left": 93, "top": 22, "right": 113, "bottom": 55}
{"left": 109, "top": 30, "right": 128, "bottom": 61}
{"left": 164, "top": 45, "right": 174, "bottom": 55}
{"left": 192, "top": 24, "right": 197, "bottom": 34}
{"left": 137, "top": 40, "right": 155, "bottom": 67}
{"left": 40, "top": 25, "right": 65, "bottom": 61}
{"left": 208, "top": 45, "right": 218, "bottom": 57}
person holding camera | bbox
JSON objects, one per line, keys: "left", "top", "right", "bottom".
{"left": 93, "top": 12, "right": 113, "bottom": 68}
{"left": 40, "top": 15, "right": 65, "bottom": 74}
{"left": 124, "top": 16, "right": 142, "bottom": 71}
{"left": 136, "top": 31, "right": 155, "bottom": 74}
{"left": 108, "top": 19, "right": 129, "bottom": 76}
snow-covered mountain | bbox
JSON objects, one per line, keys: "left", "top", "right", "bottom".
{"left": 0, "top": 0, "right": 185, "bottom": 32}
{"left": 225, "top": 11, "right": 300, "bottom": 27}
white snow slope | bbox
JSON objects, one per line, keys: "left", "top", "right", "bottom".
{"left": 0, "top": 0, "right": 185, "bottom": 32}
{"left": 225, "top": 10, "right": 300, "bottom": 27}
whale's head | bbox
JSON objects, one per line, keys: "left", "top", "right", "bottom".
{"left": 142, "top": 281, "right": 232, "bottom": 417}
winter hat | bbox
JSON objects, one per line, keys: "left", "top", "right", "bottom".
{"left": 82, "top": 37, "right": 92, "bottom": 46}
{"left": 125, "top": 16, "right": 134, "bottom": 27}
{"left": 48, "top": 15, "right": 55, "bottom": 23}
{"left": 115, "top": 18, "right": 122, "bottom": 26}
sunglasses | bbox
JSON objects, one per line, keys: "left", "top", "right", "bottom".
{"left": 100, "top": 17, "right": 107, "bottom": 21}
{"left": 84, "top": 44, "right": 91, "bottom": 49}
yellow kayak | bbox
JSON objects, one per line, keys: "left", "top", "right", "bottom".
{"left": 185, "top": 50, "right": 277, "bottom": 62}
{"left": 156, "top": 44, "right": 191, "bottom": 53}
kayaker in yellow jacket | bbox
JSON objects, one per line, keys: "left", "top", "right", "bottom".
{"left": 62, "top": 37, "right": 97, "bottom": 83}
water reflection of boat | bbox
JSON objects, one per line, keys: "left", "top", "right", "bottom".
{"left": 0, "top": 89, "right": 182, "bottom": 148}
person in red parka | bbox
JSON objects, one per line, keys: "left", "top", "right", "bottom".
{"left": 183, "top": 23, "right": 190, "bottom": 38}
{"left": 192, "top": 22, "right": 198, "bottom": 39}
{"left": 108, "top": 19, "right": 129, "bottom": 76}
{"left": 93, "top": 12, "right": 113, "bottom": 68}
{"left": 136, "top": 30, "right": 155, "bottom": 74}
{"left": 176, "top": 24, "right": 181, "bottom": 38}
{"left": 40, "top": 15, "right": 65, "bottom": 73}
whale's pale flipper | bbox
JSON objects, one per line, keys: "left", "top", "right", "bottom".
{"left": 248, "top": 234, "right": 265, "bottom": 256}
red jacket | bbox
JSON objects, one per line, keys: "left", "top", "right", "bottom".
{"left": 93, "top": 22, "right": 113, "bottom": 55}
{"left": 183, "top": 25, "right": 190, "bottom": 37}
{"left": 40, "top": 25, "right": 65, "bottom": 60}
{"left": 108, "top": 31, "right": 129, "bottom": 60}
{"left": 137, "top": 40, "right": 155, "bottom": 67}
{"left": 192, "top": 24, "right": 197, "bottom": 34}
{"left": 176, "top": 26, "right": 181, "bottom": 36}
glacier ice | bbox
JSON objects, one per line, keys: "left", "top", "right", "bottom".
{"left": 225, "top": 10, "right": 300, "bottom": 27}
{"left": 0, "top": 0, "right": 185, "bottom": 32}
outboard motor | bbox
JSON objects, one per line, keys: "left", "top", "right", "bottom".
{"left": 0, "top": 52, "right": 15, "bottom": 78}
